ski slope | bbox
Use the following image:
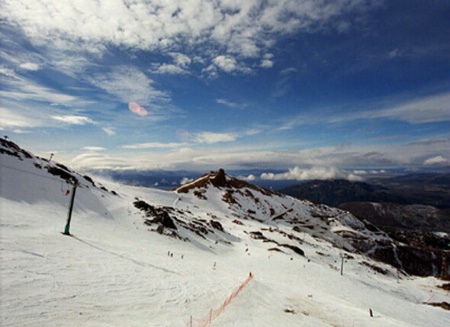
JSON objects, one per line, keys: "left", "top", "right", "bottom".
{"left": 0, "top": 143, "right": 449, "bottom": 327}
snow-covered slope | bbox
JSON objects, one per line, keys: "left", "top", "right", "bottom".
{"left": 1, "top": 140, "right": 449, "bottom": 327}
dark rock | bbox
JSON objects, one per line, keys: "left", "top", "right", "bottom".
{"left": 47, "top": 166, "right": 78, "bottom": 184}
{"left": 210, "top": 168, "right": 227, "bottom": 187}
{"left": 279, "top": 244, "right": 305, "bottom": 256}
{"left": 210, "top": 220, "right": 224, "bottom": 231}
{"left": 83, "top": 175, "right": 96, "bottom": 187}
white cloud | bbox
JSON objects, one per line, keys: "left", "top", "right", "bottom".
{"left": 19, "top": 62, "right": 41, "bottom": 71}
{"left": 180, "top": 177, "right": 194, "bottom": 185}
{"left": 216, "top": 99, "right": 237, "bottom": 107}
{"left": 278, "top": 91, "right": 450, "bottom": 130}
{"left": 0, "top": 76, "right": 82, "bottom": 105}
{"left": 260, "top": 59, "right": 274, "bottom": 68}
{"left": 83, "top": 146, "right": 105, "bottom": 152}
{"left": 0, "top": 95, "right": 97, "bottom": 131}
{"left": 260, "top": 166, "right": 363, "bottom": 181}
{"left": 260, "top": 53, "right": 274, "bottom": 68}
{"left": 70, "top": 152, "right": 128, "bottom": 170}
{"left": 353, "top": 170, "right": 368, "bottom": 175}
{"left": 353, "top": 169, "right": 386, "bottom": 175}
{"left": 194, "top": 132, "right": 237, "bottom": 144}
{"left": 122, "top": 142, "right": 183, "bottom": 149}
{"left": 0, "top": 107, "right": 43, "bottom": 129}
{"left": 52, "top": 115, "right": 95, "bottom": 125}
{"left": 102, "top": 127, "right": 116, "bottom": 136}
{"left": 0, "top": 66, "right": 16, "bottom": 77}
{"left": 202, "top": 64, "right": 218, "bottom": 78}
{"left": 1, "top": 0, "right": 382, "bottom": 77}
{"left": 373, "top": 170, "right": 386, "bottom": 174}
{"left": 280, "top": 67, "right": 298, "bottom": 75}
{"left": 170, "top": 52, "right": 192, "bottom": 67}
{"left": 216, "top": 98, "right": 247, "bottom": 109}
{"left": 423, "top": 155, "right": 449, "bottom": 166}
{"left": 151, "top": 52, "right": 192, "bottom": 75}
{"left": 212, "top": 56, "right": 238, "bottom": 73}
{"left": 208, "top": 55, "right": 253, "bottom": 76}
{"left": 11, "top": 129, "right": 31, "bottom": 134}
{"left": 388, "top": 48, "right": 402, "bottom": 59}
{"left": 89, "top": 66, "right": 168, "bottom": 105}
{"left": 339, "top": 92, "right": 450, "bottom": 125}
{"left": 244, "top": 174, "right": 256, "bottom": 181}
{"left": 154, "top": 64, "right": 187, "bottom": 75}
{"left": 368, "top": 92, "right": 450, "bottom": 124}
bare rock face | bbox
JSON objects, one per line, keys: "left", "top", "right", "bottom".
{"left": 210, "top": 168, "right": 227, "bottom": 187}
{"left": 339, "top": 202, "right": 450, "bottom": 232}
{"left": 338, "top": 202, "right": 450, "bottom": 276}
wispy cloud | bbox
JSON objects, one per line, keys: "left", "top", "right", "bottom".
{"left": 0, "top": 99, "right": 100, "bottom": 132}
{"left": 89, "top": 66, "right": 168, "bottom": 106}
{"left": 153, "top": 64, "right": 188, "bottom": 75}
{"left": 216, "top": 98, "right": 248, "bottom": 109}
{"left": 373, "top": 92, "right": 450, "bottom": 124}
{"left": 0, "top": 74, "right": 82, "bottom": 106}
{"left": 407, "top": 138, "right": 449, "bottom": 146}
{"left": 329, "top": 92, "right": 450, "bottom": 125}
{"left": 70, "top": 152, "right": 128, "bottom": 170}
{"left": 102, "top": 127, "right": 116, "bottom": 136}
{"left": 122, "top": 142, "right": 183, "bottom": 150}
{"left": 194, "top": 132, "right": 237, "bottom": 144}
{"left": 18, "top": 62, "right": 41, "bottom": 71}
{"left": 280, "top": 67, "right": 297, "bottom": 75}
{"left": 83, "top": 146, "right": 105, "bottom": 152}
{"left": 52, "top": 115, "right": 95, "bottom": 125}
{"left": 261, "top": 166, "right": 363, "bottom": 181}
{"left": 277, "top": 91, "right": 450, "bottom": 130}
{"left": 0, "top": 106, "right": 43, "bottom": 129}
{"left": 272, "top": 67, "right": 297, "bottom": 98}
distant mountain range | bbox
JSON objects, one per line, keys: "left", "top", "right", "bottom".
{"left": 279, "top": 176, "right": 450, "bottom": 259}
{"left": 279, "top": 175, "right": 450, "bottom": 209}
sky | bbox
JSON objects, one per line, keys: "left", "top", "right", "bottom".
{"left": 1, "top": 0, "right": 450, "bottom": 181}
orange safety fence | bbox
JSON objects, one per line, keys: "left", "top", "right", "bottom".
{"left": 188, "top": 273, "right": 254, "bottom": 327}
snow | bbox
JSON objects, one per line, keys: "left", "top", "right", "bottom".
{"left": 1, "top": 145, "right": 449, "bottom": 327}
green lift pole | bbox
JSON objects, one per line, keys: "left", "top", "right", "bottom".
{"left": 63, "top": 182, "right": 78, "bottom": 235}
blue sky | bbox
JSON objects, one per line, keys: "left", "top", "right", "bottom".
{"left": 1, "top": 0, "right": 449, "bottom": 181}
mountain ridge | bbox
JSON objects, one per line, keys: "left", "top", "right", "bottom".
{"left": 1, "top": 139, "right": 448, "bottom": 277}
{"left": 1, "top": 139, "right": 449, "bottom": 326}
{"left": 279, "top": 176, "right": 450, "bottom": 209}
